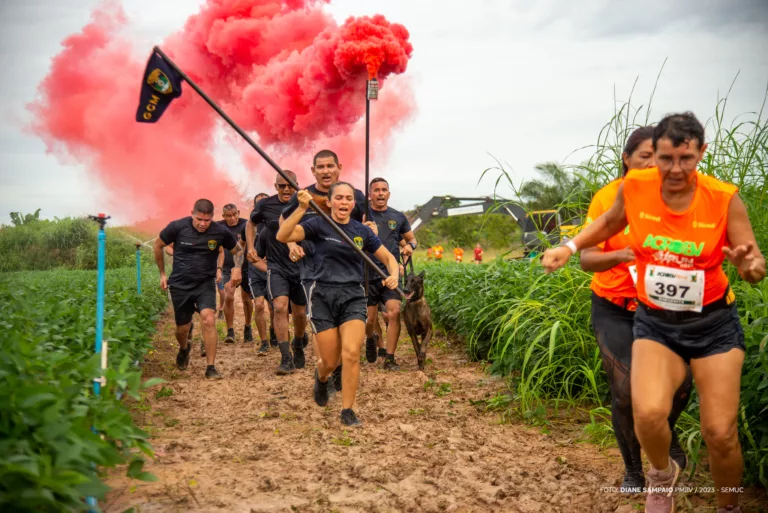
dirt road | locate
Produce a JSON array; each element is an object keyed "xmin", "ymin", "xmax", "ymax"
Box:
[{"xmin": 104, "ymin": 299, "xmax": 766, "ymax": 512}]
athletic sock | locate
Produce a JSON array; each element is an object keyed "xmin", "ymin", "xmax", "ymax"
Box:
[
  {"xmin": 386, "ymin": 353, "xmax": 395, "ymax": 360},
  {"xmin": 278, "ymin": 341, "xmax": 291, "ymax": 357}
]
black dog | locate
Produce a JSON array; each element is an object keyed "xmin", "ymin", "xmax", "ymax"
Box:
[{"xmin": 402, "ymin": 270, "xmax": 433, "ymax": 371}]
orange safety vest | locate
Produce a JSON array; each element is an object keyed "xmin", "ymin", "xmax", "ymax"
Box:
[
  {"xmin": 586, "ymin": 179, "xmax": 637, "ymax": 309},
  {"xmin": 623, "ymin": 168, "xmax": 736, "ymax": 311}
]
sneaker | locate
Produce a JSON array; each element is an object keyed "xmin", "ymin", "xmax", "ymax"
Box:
[
  {"xmin": 257, "ymin": 340, "xmax": 269, "ymax": 355},
  {"xmin": 313, "ymin": 369, "xmax": 329, "ymax": 406},
  {"xmin": 176, "ymin": 345, "xmax": 191, "ymax": 370},
  {"xmin": 292, "ymin": 338, "xmax": 306, "ymax": 369},
  {"xmin": 383, "ymin": 357, "xmax": 400, "ymax": 371},
  {"xmin": 669, "ymin": 431, "xmax": 687, "ymax": 472},
  {"xmin": 269, "ymin": 327, "xmax": 278, "ymax": 347},
  {"xmin": 332, "ymin": 364, "xmax": 342, "ymax": 392},
  {"xmin": 644, "ymin": 458, "xmax": 680, "ymax": 513},
  {"xmin": 340, "ymin": 408, "xmax": 362, "ymax": 427},
  {"xmin": 276, "ymin": 343, "xmax": 295, "ymax": 375},
  {"xmin": 244, "ymin": 325, "xmax": 254, "ymax": 343},
  {"xmin": 200, "ymin": 341, "xmax": 206, "ymax": 358},
  {"xmin": 217, "ymin": 309, "xmax": 224, "ymax": 320},
  {"xmin": 205, "ymin": 365, "xmax": 223, "ymax": 380},
  {"xmin": 365, "ymin": 334, "xmax": 379, "ymax": 363},
  {"xmin": 377, "ymin": 347, "xmax": 387, "ymax": 358},
  {"xmin": 301, "ymin": 332, "xmax": 309, "ymax": 348},
  {"xmin": 620, "ymin": 471, "xmax": 645, "ymax": 494},
  {"xmin": 225, "ymin": 328, "xmax": 235, "ymax": 344}
]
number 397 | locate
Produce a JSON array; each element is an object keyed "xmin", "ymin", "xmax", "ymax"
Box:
[{"xmin": 654, "ymin": 282, "xmax": 690, "ymax": 298}]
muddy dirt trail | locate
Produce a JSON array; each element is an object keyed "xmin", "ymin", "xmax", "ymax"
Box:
[{"xmin": 105, "ymin": 297, "xmax": 766, "ymax": 513}]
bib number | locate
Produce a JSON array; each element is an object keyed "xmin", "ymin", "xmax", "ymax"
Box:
[{"xmin": 644, "ymin": 265, "xmax": 704, "ymax": 312}]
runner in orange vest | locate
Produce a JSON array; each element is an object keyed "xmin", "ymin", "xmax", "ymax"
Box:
[
  {"xmin": 434, "ymin": 245, "xmax": 444, "ymax": 260},
  {"xmin": 543, "ymin": 113, "xmax": 766, "ymax": 513},
  {"xmin": 580, "ymin": 126, "xmax": 691, "ymax": 493},
  {"xmin": 426, "ymin": 247, "xmax": 434, "ymax": 260},
  {"xmin": 453, "ymin": 247, "xmax": 464, "ymax": 263}
]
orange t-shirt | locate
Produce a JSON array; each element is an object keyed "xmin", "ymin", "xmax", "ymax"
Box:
[
  {"xmin": 454, "ymin": 248, "xmax": 464, "ymax": 258},
  {"xmin": 586, "ymin": 179, "xmax": 636, "ymax": 300},
  {"xmin": 623, "ymin": 168, "xmax": 736, "ymax": 310}
]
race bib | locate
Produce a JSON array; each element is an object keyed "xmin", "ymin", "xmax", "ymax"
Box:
[
  {"xmin": 644, "ymin": 265, "xmax": 704, "ymax": 312},
  {"xmin": 628, "ymin": 265, "xmax": 637, "ymax": 285}
]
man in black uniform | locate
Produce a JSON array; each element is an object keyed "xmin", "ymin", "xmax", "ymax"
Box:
[
  {"xmin": 280, "ymin": 149, "xmax": 369, "ymax": 387},
  {"xmin": 218, "ymin": 203, "xmax": 249, "ymax": 344},
  {"xmin": 365, "ymin": 178, "xmax": 417, "ymax": 369},
  {"xmin": 243, "ymin": 193, "xmax": 271, "ymax": 353},
  {"xmin": 153, "ymin": 199, "xmax": 242, "ymax": 379},
  {"xmin": 250, "ymin": 171, "xmax": 308, "ymax": 375}
]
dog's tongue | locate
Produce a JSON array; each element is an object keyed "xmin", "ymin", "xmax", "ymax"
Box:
[{"xmin": 406, "ymin": 292, "xmax": 414, "ymax": 300}]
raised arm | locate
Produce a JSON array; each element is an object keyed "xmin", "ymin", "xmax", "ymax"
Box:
[{"xmin": 276, "ymin": 190, "xmax": 312, "ymax": 243}]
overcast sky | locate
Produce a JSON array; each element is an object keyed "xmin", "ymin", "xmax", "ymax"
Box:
[{"xmin": 1, "ymin": 0, "xmax": 767, "ymax": 225}]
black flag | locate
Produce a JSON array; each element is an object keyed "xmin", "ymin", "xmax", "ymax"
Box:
[{"xmin": 136, "ymin": 51, "xmax": 182, "ymax": 123}]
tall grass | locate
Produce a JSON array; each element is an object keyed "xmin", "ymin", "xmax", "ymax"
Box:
[{"xmin": 425, "ymin": 80, "xmax": 768, "ymax": 488}]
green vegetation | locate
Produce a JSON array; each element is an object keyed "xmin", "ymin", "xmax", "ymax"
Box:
[
  {"xmin": 423, "ymin": 86, "xmax": 768, "ymax": 488},
  {"xmin": 0, "ymin": 212, "xmax": 153, "ymax": 272},
  {"xmin": 0, "ymin": 265, "xmax": 167, "ymax": 511},
  {"xmin": 414, "ymin": 213, "xmax": 520, "ymax": 250}
]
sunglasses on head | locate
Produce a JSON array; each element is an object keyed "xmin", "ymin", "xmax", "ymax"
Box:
[{"xmin": 275, "ymin": 183, "xmax": 295, "ymax": 190}]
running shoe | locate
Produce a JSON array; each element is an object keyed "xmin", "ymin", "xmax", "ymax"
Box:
[
  {"xmin": 276, "ymin": 343, "xmax": 295, "ymax": 375},
  {"xmin": 340, "ymin": 408, "xmax": 362, "ymax": 427},
  {"xmin": 313, "ymin": 369, "xmax": 329, "ymax": 406},
  {"xmin": 176, "ymin": 345, "xmax": 191, "ymax": 370},
  {"xmin": 217, "ymin": 309, "xmax": 224, "ymax": 320},
  {"xmin": 383, "ymin": 357, "xmax": 400, "ymax": 372},
  {"xmin": 257, "ymin": 340, "xmax": 269, "ymax": 355},
  {"xmin": 205, "ymin": 365, "xmax": 223, "ymax": 380},
  {"xmin": 301, "ymin": 332, "xmax": 309, "ymax": 348},
  {"xmin": 292, "ymin": 338, "xmax": 305, "ymax": 369},
  {"xmin": 365, "ymin": 333, "xmax": 379, "ymax": 363},
  {"xmin": 644, "ymin": 457, "xmax": 680, "ymax": 513},
  {"xmin": 377, "ymin": 347, "xmax": 387, "ymax": 359},
  {"xmin": 225, "ymin": 328, "xmax": 235, "ymax": 344},
  {"xmin": 620, "ymin": 471, "xmax": 645, "ymax": 494},
  {"xmin": 244, "ymin": 325, "xmax": 254, "ymax": 343}
]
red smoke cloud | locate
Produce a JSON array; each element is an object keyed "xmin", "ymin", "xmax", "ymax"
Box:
[{"xmin": 29, "ymin": 0, "xmax": 414, "ymax": 228}]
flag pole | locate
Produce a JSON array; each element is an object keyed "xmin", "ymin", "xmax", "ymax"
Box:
[{"xmin": 151, "ymin": 47, "xmax": 403, "ymax": 297}]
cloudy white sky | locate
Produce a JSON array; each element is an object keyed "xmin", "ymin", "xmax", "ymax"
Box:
[{"xmin": 1, "ymin": 0, "xmax": 767, "ymax": 225}]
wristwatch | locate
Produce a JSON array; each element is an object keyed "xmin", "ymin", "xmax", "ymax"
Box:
[{"xmin": 407, "ymin": 240, "xmax": 417, "ymax": 250}]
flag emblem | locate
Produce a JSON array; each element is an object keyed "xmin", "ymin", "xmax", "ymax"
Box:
[{"xmin": 147, "ymin": 69, "xmax": 173, "ymax": 94}]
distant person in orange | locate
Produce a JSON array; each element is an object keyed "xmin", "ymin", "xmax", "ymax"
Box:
[
  {"xmin": 426, "ymin": 247, "xmax": 434, "ymax": 260},
  {"xmin": 474, "ymin": 243, "xmax": 483, "ymax": 264},
  {"xmin": 454, "ymin": 247, "xmax": 464, "ymax": 263},
  {"xmin": 434, "ymin": 245, "xmax": 444, "ymax": 260}
]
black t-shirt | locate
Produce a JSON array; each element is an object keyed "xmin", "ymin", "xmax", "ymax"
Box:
[
  {"xmin": 249, "ymin": 194, "xmax": 298, "ymax": 277},
  {"xmin": 368, "ymin": 207, "xmax": 411, "ymax": 275},
  {"xmin": 245, "ymin": 222, "xmax": 267, "ymax": 278},
  {"xmin": 159, "ymin": 217, "xmax": 237, "ymax": 289},
  {"xmin": 300, "ymin": 217, "xmax": 382, "ymax": 284},
  {"xmin": 281, "ymin": 184, "xmax": 369, "ymax": 281},
  {"xmin": 218, "ymin": 218, "xmax": 247, "ymax": 271}
]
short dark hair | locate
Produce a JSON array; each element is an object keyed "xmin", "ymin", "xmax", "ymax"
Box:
[
  {"xmin": 369, "ymin": 177, "xmax": 388, "ymax": 189},
  {"xmin": 653, "ymin": 112, "xmax": 705, "ymax": 151},
  {"xmin": 328, "ymin": 181, "xmax": 354, "ymax": 200},
  {"xmin": 222, "ymin": 203, "xmax": 238, "ymax": 211},
  {"xmin": 622, "ymin": 126, "xmax": 655, "ymax": 175},
  {"xmin": 313, "ymin": 149, "xmax": 339, "ymax": 167},
  {"xmin": 253, "ymin": 193, "xmax": 268, "ymax": 208},
  {"xmin": 193, "ymin": 199, "xmax": 214, "ymax": 215}
]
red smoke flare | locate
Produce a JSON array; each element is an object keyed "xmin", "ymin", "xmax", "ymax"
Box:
[{"xmin": 29, "ymin": 0, "xmax": 414, "ymax": 228}]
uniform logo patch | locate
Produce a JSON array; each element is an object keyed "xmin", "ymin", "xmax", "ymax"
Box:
[
  {"xmin": 353, "ymin": 236, "xmax": 364, "ymax": 249},
  {"xmin": 388, "ymin": 220, "xmax": 397, "ymax": 230},
  {"xmin": 208, "ymin": 240, "xmax": 217, "ymax": 250},
  {"xmin": 147, "ymin": 69, "xmax": 173, "ymax": 94}
]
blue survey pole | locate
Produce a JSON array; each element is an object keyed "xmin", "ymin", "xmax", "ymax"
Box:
[
  {"xmin": 135, "ymin": 243, "xmax": 142, "ymax": 295},
  {"xmin": 87, "ymin": 213, "xmax": 110, "ymax": 512}
]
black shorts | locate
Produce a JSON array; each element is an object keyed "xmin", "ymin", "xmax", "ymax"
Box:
[
  {"xmin": 248, "ymin": 272, "xmax": 267, "ymax": 299},
  {"xmin": 169, "ymin": 280, "xmax": 217, "ymax": 326},
  {"xmin": 633, "ymin": 301, "xmax": 745, "ymax": 364},
  {"xmin": 267, "ymin": 269, "xmax": 306, "ymax": 306},
  {"xmin": 306, "ymin": 282, "xmax": 367, "ymax": 334},
  {"xmin": 591, "ymin": 292, "xmax": 635, "ymax": 367},
  {"xmin": 366, "ymin": 277, "xmax": 401, "ymax": 306}
]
